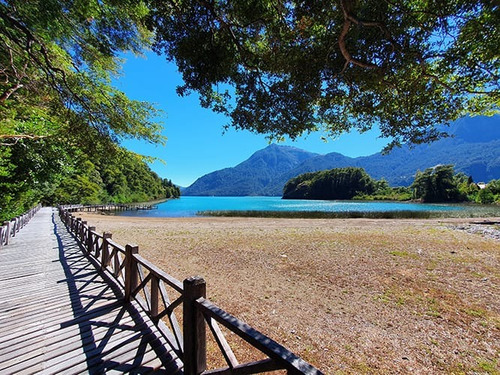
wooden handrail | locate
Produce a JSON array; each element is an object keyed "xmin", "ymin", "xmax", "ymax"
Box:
[
  {"xmin": 196, "ymin": 297, "xmax": 322, "ymax": 375},
  {"xmin": 58, "ymin": 205, "xmax": 324, "ymax": 375},
  {"xmin": 133, "ymin": 254, "xmax": 184, "ymax": 293},
  {"xmin": 0, "ymin": 204, "xmax": 41, "ymax": 248},
  {"xmin": 59, "ymin": 203, "xmax": 157, "ymax": 213}
]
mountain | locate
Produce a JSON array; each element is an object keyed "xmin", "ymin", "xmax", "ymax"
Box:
[
  {"xmin": 184, "ymin": 116, "xmax": 500, "ymax": 196},
  {"xmin": 182, "ymin": 144, "xmax": 318, "ymax": 196}
]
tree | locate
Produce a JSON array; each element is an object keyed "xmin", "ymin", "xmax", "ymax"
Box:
[
  {"xmin": 149, "ymin": 0, "xmax": 499, "ymax": 149},
  {"xmin": 283, "ymin": 167, "xmax": 376, "ymax": 199},
  {"xmin": 0, "ymin": 1, "xmax": 175, "ymax": 219},
  {"xmin": 411, "ymin": 165, "xmax": 464, "ymax": 202},
  {"xmin": 476, "ymin": 179, "xmax": 500, "ymax": 204}
]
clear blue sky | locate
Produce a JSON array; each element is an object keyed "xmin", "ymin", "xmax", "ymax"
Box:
[{"xmin": 115, "ymin": 52, "xmax": 390, "ymax": 187}]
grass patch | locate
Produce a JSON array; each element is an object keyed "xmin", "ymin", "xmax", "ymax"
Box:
[
  {"xmin": 425, "ymin": 298, "xmax": 443, "ymax": 318},
  {"xmin": 389, "ymin": 250, "xmax": 419, "ymax": 259},
  {"xmin": 198, "ymin": 210, "xmax": 439, "ymax": 219},
  {"xmin": 476, "ymin": 358, "xmax": 498, "ymax": 374},
  {"xmin": 197, "ymin": 204, "xmax": 500, "ymax": 219},
  {"xmin": 464, "ymin": 308, "xmax": 487, "ymax": 318}
]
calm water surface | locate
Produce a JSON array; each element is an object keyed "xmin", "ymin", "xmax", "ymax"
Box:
[{"xmin": 116, "ymin": 196, "xmax": 466, "ymax": 218}]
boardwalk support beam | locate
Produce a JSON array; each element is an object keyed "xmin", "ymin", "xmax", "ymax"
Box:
[{"xmin": 183, "ymin": 276, "xmax": 207, "ymax": 375}]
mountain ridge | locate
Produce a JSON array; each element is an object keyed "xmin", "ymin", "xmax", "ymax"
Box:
[
  {"xmin": 183, "ymin": 144, "xmax": 318, "ymax": 196},
  {"xmin": 183, "ymin": 116, "xmax": 500, "ymax": 196}
]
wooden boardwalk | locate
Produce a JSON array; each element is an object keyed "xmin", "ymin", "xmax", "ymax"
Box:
[{"xmin": 0, "ymin": 207, "xmax": 183, "ymax": 374}]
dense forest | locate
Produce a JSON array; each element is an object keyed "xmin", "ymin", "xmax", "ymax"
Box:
[
  {"xmin": 0, "ymin": 138, "xmax": 180, "ymax": 221},
  {"xmin": 283, "ymin": 165, "xmax": 500, "ymax": 204},
  {"xmin": 283, "ymin": 167, "xmax": 377, "ymax": 200}
]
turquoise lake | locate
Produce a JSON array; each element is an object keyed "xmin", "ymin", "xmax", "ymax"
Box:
[{"xmin": 116, "ymin": 196, "xmax": 467, "ymax": 218}]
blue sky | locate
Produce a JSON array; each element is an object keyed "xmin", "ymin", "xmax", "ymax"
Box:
[{"xmin": 115, "ymin": 52, "xmax": 390, "ymax": 187}]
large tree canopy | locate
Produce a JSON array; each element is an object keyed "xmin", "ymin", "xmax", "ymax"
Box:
[
  {"xmin": 0, "ymin": 0, "xmax": 163, "ymax": 145},
  {"xmin": 149, "ymin": 0, "xmax": 499, "ymax": 149}
]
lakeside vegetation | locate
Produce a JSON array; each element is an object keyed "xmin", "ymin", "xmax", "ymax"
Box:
[
  {"xmin": 200, "ymin": 210, "xmax": 439, "ymax": 219},
  {"xmin": 283, "ymin": 166, "xmax": 500, "ymax": 205},
  {"xmin": 0, "ymin": 139, "xmax": 180, "ymax": 221},
  {"xmin": 199, "ymin": 206, "xmax": 500, "ymax": 219}
]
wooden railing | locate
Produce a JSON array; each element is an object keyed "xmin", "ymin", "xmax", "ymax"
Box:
[
  {"xmin": 63, "ymin": 203, "xmax": 156, "ymax": 212},
  {"xmin": 59, "ymin": 206, "xmax": 323, "ymax": 375},
  {"xmin": 0, "ymin": 204, "xmax": 41, "ymax": 248}
]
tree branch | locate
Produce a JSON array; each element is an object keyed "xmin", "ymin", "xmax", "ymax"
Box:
[
  {"xmin": 0, "ymin": 134, "xmax": 47, "ymax": 146},
  {"xmin": 0, "ymin": 82, "xmax": 23, "ymax": 101},
  {"xmin": 338, "ymin": 0, "xmax": 379, "ymax": 69}
]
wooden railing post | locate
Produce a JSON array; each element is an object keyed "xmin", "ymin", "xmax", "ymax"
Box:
[
  {"xmin": 0, "ymin": 225, "xmax": 4, "ymax": 247},
  {"xmin": 101, "ymin": 232, "xmax": 112, "ymax": 269},
  {"xmin": 183, "ymin": 276, "xmax": 207, "ymax": 375},
  {"xmin": 3, "ymin": 221, "xmax": 10, "ymax": 246},
  {"xmin": 87, "ymin": 226, "xmax": 96, "ymax": 254},
  {"xmin": 11, "ymin": 218, "xmax": 17, "ymax": 237},
  {"xmin": 151, "ymin": 276, "xmax": 159, "ymax": 321},
  {"xmin": 124, "ymin": 244, "xmax": 139, "ymax": 302},
  {"xmin": 81, "ymin": 221, "xmax": 87, "ymax": 242},
  {"xmin": 75, "ymin": 218, "xmax": 81, "ymax": 236}
]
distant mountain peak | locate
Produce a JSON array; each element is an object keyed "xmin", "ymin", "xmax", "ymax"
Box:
[{"xmin": 183, "ymin": 144, "xmax": 319, "ymax": 196}]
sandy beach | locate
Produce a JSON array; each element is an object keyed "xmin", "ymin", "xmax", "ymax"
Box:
[{"xmin": 77, "ymin": 213, "xmax": 500, "ymax": 374}]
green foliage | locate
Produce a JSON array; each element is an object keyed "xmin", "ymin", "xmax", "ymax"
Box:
[
  {"xmin": 283, "ymin": 167, "xmax": 376, "ymax": 200},
  {"xmin": 476, "ymin": 179, "xmax": 500, "ymax": 204},
  {"xmin": 0, "ymin": 128, "xmax": 180, "ymax": 220},
  {"xmin": 476, "ymin": 189, "xmax": 495, "ymax": 204},
  {"xmin": 0, "ymin": 0, "xmax": 163, "ymax": 145},
  {"xmin": 162, "ymin": 178, "xmax": 181, "ymax": 199},
  {"xmin": 411, "ymin": 165, "xmax": 465, "ymax": 202},
  {"xmin": 49, "ymin": 146, "xmax": 180, "ymax": 206},
  {"xmin": 0, "ymin": 1, "xmax": 178, "ymax": 221},
  {"xmin": 282, "ymin": 164, "xmax": 500, "ymax": 204},
  {"xmin": 355, "ymin": 186, "xmax": 413, "ymax": 201},
  {"xmin": 149, "ymin": 1, "xmax": 499, "ymax": 149}
]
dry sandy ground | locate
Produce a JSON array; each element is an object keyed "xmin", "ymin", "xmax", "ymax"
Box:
[{"xmin": 78, "ymin": 213, "xmax": 500, "ymax": 374}]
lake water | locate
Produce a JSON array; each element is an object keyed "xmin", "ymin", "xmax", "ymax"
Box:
[{"xmin": 116, "ymin": 196, "xmax": 466, "ymax": 218}]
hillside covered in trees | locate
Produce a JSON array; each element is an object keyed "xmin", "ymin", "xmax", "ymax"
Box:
[
  {"xmin": 0, "ymin": 139, "xmax": 180, "ymax": 221},
  {"xmin": 283, "ymin": 167, "xmax": 377, "ymax": 200}
]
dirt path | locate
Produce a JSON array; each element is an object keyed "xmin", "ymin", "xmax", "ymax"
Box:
[{"xmin": 77, "ymin": 214, "xmax": 500, "ymax": 374}]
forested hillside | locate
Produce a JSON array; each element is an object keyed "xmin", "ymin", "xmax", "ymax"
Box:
[
  {"xmin": 0, "ymin": 1, "xmax": 177, "ymax": 221},
  {"xmin": 0, "ymin": 137, "xmax": 180, "ymax": 220},
  {"xmin": 283, "ymin": 167, "xmax": 377, "ymax": 200},
  {"xmin": 183, "ymin": 145, "xmax": 317, "ymax": 196}
]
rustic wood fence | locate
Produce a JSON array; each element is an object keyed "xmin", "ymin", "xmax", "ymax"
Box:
[
  {"xmin": 59, "ymin": 206, "xmax": 323, "ymax": 375},
  {"xmin": 63, "ymin": 203, "xmax": 156, "ymax": 212},
  {"xmin": 0, "ymin": 204, "xmax": 41, "ymax": 247}
]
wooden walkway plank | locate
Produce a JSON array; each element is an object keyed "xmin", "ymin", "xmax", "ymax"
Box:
[{"xmin": 0, "ymin": 207, "xmax": 183, "ymax": 374}]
